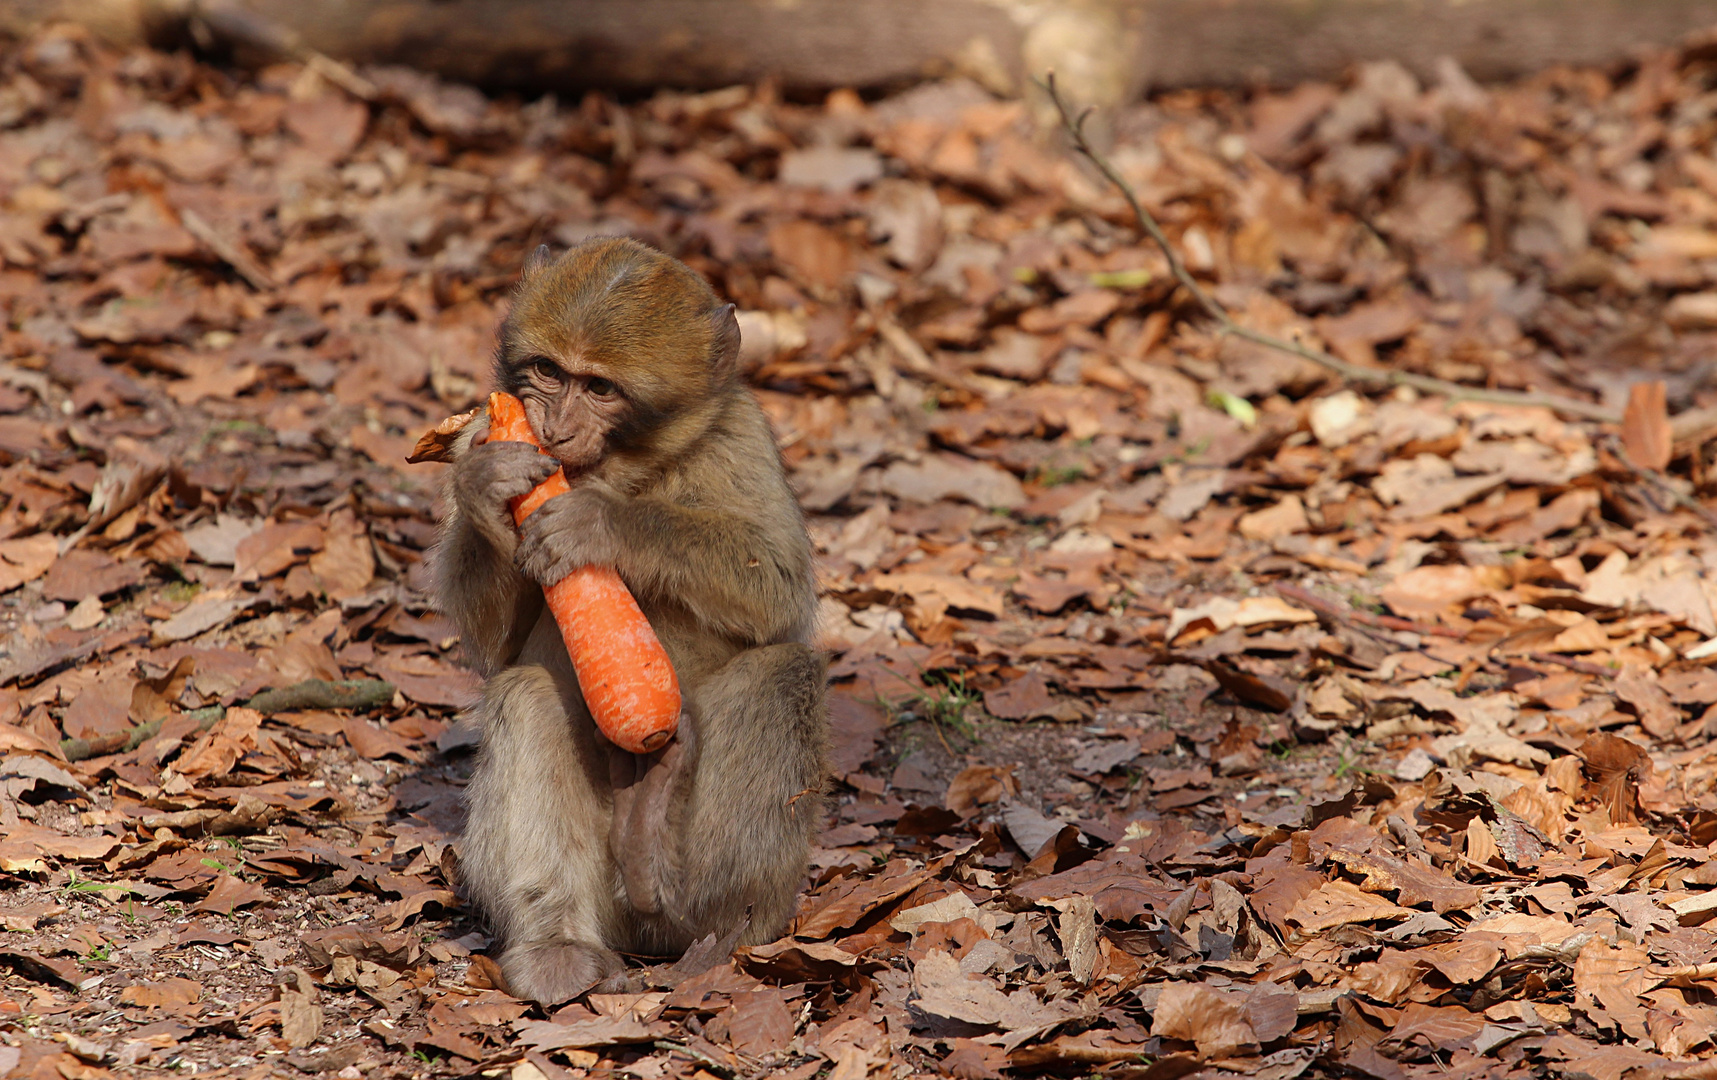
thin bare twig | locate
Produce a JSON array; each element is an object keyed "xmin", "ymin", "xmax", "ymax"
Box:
[
  {"xmin": 179, "ymin": 208, "xmax": 276, "ymax": 292},
  {"xmin": 190, "ymin": 0, "xmax": 379, "ymax": 101},
  {"xmin": 1037, "ymin": 73, "xmax": 1622, "ymax": 426},
  {"xmin": 874, "ymin": 315, "xmax": 976, "ymax": 394},
  {"xmin": 0, "ymin": 361, "xmax": 53, "ymax": 403},
  {"xmin": 1598, "ymin": 433, "xmax": 1717, "ymax": 531},
  {"xmin": 1274, "ymin": 582, "xmax": 1462, "ymax": 639},
  {"xmin": 654, "ymin": 1041, "xmax": 737, "ymax": 1076}
]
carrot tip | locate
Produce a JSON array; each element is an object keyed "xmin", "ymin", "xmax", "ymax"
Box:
[{"xmin": 639, "ymin": 729, "xmax": 673, "ymax": 753}]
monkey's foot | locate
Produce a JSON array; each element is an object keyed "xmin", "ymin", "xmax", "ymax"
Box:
[{"xmin": 499, "ymin": 940, "xmax": 624, "ymax": 1004}]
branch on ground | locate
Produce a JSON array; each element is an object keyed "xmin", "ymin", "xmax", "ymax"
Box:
[{"xmin": 1038, "ymin": 72, "xmax": 1623, "ymax": 426}]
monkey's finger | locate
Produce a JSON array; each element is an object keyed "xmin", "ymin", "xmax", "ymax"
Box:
[
  {"xmin": 491, "ymin": 471, "xmax": 554, "ymax": 503},
  {"xmin": 495, "ymin": 448, "xmax": 562, "ymax": 481},
  {"xmin": 473, "ymin": 437, "xmax": 544, "ymax": 461},
  {"xmin": 526, "ymin": 453, "xmax": 561, "ymax": 478},
  {"xmin": 476, "ymin": 440, "xmax": 561, "ymax": 479},
  {"xmin": 513, "ymin": 512, "xmax": 553, "ymax": 554},
  {"xmin": 512, "ymin": 533, "xmax": 568, "ymax": 586},
  {"xmin": 518, "ymin": 499, "xmax": 600, "ymax": 569}
]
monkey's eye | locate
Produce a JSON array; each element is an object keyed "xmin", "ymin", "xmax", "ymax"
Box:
[
  {"xmin": 587, "ymin": 376, "xmax": 618, "ymax": 398},
  {"xmin": 531, "ymin": 358, "xmax": 562, "ymax": 382}
]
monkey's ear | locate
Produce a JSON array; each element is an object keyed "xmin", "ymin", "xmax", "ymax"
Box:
[
  {"xmin": 523, "ymin": 244, "xmax": 554, "ymax": 280},
  {"xmin": 710, "ymin": 303, "xmax": 741, "ymax": 375}
]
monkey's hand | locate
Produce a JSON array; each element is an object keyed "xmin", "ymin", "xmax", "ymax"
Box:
[
  {"xmin": 452, "ymin": 440, "xmax": 560, "ymax": 557},
  {"xmin": 513, "ymin": 484, "xmax": 621, "ymax": 586}
]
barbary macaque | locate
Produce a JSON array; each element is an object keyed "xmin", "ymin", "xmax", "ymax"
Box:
[{"xmin": 435, "ymin": 238, "xmax": 828, "ymax": 1003}]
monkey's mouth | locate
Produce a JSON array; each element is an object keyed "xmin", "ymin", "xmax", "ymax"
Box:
[{"xmin": 547, "ymin": 441, "xmax": 601, "ymax": 477}]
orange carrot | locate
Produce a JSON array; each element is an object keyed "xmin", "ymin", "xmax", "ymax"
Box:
[{"xmin": 486, "ymin": 392, "xmax": 681, "ymax": 753}]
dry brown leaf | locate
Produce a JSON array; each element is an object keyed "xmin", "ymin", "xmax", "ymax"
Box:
[
  {"xmin": 1237, "ymin": 495, "xmax": 1309, "ymax": 541},
  {"xmin": 879, "ymin": 455, "xmax": 1026, "ymax": 509},
  {"xmin": 130, "ymin": 655, "xmax": 195, "ymax": 727},
  {"xmin": 827, "ymin": 694, "xmax": 886, "ymax": 777},
  {"xmin": 407, "ymin": 406, "xmax": 481, "ymax": 464},
  {"xmin": 1149, "ymin": 983, "xmax": 1256, "ymax": 1058},
  {"xmin": 1379, "ymin": 563, "xmax": 1512, "ymax": 619},
  {"xmin": 1612, "ymin": 668, "xmax": 1679, "ymax": 740},
  {"xmin": 1464, "ymin": 913, "xmax": 1584, "ymax": 957},
  {"xmin": 912, "ymin": 948, "xmax": 1076, "ymax": 1038},
  {"xmin": 1285, "ymin": 879, "xmax": 1414, "ymax": 933},
  {"xmin": 983, "ymin": 672, "xmax": 1083, "ymax": 722},
  {"xmin": 0, "ymin": 534, "xmax": 57, "ymax": 593},
  {"xmin": 0, "ymin": 821, "xmax": 114, "ymax": 862},
  {"xmin": 121, "ymin": 978, "xmax": 201, "ymax": 1011},
  {"xmin": 794, "ymin": 861, "xmax": 934, "ymax": 940},
  {"xmin": 767, "ymin": 220, "xmax": 854, "ymax": 291},
  {"xmin": 279, "ymin": 968, "xmax": 323, "ymax": 1048},
  {"xmin": 1326, "ymin": 849, "xmax": 1481, "ymax": 913},
  {"xmin": 1579, "ymin": 732, "xmax": 1649, "ymax": 825},
  {"xmin": 513, "ymin": 1015, "xmax": 658, "ymax": 1051},
  {"xmin": 0, "ymin": 948, "xmax": 88, "ymax": 990},
  {"xmin": 1412, "ymin": 938, "xmax": 1502, "ymax": 984},
  {"xmin": 945, "ymin": 764, "xmax": 1018, "ymax": 816},
  {"xmin": 383, "ymin": 888, "xmax": 459, "ymax": 931},
  {"xmin": 370, "ymin": 654, "xmax": 481, "ymax": 709},
  {"xmin": 726, "ymin": 989, "xmax": 797, "ymax": 1056},
  {"xmin": 1572, "ymin": 938, "xmax": 1656, "ymax": 1041},
  {"xmin": 1621, "ymin": 380, "xmax": 1671, "ymax": 472},
  {"xmin": 309, "ymin": 507, "xmax": 375, "ymax": 599},
  {"xmin": 343, "ymin": 717, "xmax": 421, "ymax": 761},
  {"xmin": 191, "ymin": 873, "xmax": 270, "ymax": 915},
  {"xmin": 42, "ymin": 549, "xmax": 144, "ymax": 602},
  {"xmin": 234, "ymin": 520, "xmax": 325, "ymax": 582},
  {"xmin": 871, "ymin": 569, "xmax": 1004, "ymax": 619}
]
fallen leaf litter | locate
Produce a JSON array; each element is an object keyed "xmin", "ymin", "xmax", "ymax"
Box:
[{"xmin": 2, "ymin": 20, "xmax": 1717, "ymax": 1080}]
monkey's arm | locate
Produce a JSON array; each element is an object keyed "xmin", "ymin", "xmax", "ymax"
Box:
[
  {"xmin": 514, "ymin": 486, "xmax": 812, "ymax": 646},
  {"xmin": 435, "ymin": 430, "xmax": 559, "ymax": 676},
  {"xmin": 435, "ymin": 514, "xmax": 546, "ymax": 676}
]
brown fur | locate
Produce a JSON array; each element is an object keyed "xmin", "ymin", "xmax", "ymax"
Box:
[{"xmin": 435, "ymin": 238, "xmax": 828, "ymax": 1003}]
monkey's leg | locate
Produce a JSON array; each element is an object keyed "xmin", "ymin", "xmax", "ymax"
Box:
[
  {"xmin": 462, "ymin": 665, "xmax": 625, "ymax": 1003},
  {"xmin": 610, "ymin": 643, "xmax": 827, "ymax": 949}
]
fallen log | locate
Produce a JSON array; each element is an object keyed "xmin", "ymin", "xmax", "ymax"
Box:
[{"xmin": 4, "ymin": 0, "xmax": 1717, "ymax": 102}]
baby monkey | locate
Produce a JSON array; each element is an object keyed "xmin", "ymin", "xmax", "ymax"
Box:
[{"xmin": 436, "ymin": 238, "xmax": 828, "ymax": 1003}]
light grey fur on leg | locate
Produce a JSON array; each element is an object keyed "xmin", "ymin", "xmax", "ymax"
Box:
[{"xmin": 460, "ymin": 664, "xmax": 621, "ymax": 1002}]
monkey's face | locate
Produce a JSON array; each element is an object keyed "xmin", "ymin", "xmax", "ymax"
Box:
[
  {"xmin": 508, "ymin": 355, "xmax": 628, "ymax": 475},
  {"xmin": 494, "ymin": 238, "xmax": 741, "ymax": 474}
]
